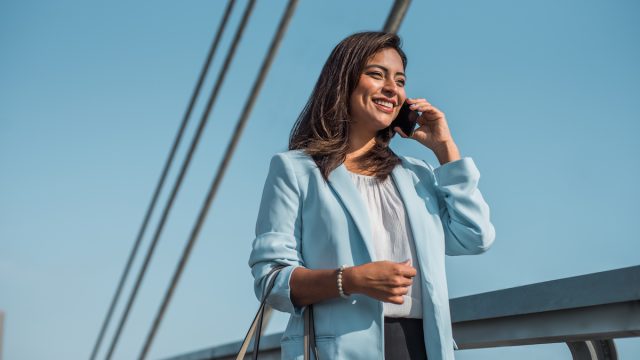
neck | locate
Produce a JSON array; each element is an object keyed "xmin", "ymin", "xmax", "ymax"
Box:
[{"xmin": 346, "ymin": 129, "xmax": 377, "ymax": 161}]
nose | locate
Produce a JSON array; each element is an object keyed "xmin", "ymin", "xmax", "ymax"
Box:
[{"xmin": 382, "ymin": 77, "xmax": 398, "ymax": 97}]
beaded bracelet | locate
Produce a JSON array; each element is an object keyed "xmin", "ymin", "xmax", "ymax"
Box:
[{"xmin": 337, "ymin": 264, "xmax": 350, "ymax": 299}]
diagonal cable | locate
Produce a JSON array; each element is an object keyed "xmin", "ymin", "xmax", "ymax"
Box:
[
  {"xmin": 102, "ymin": 0, "xmax": 258, "ymax": 358},
  {"xmin": 88, "ymin": 1, "xmax": 236, "ymax": 359},
  {"xmin": 383, "ymin": 0, "xmax": 411, "ymax": 33},
  {"xmin": 137, "ymin": 1, "xmax": 299, "ymax": 358}
]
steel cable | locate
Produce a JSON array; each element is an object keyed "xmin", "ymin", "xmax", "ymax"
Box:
[
  {"xmin": 137, "ymin": 1, "xmax": 299, "ymax": 358},
  {"xmin": 101, "ymin": 0, "xmax": 258, "ymax": 358},
  {"xmin": 88, "ymin": 1, "xmax": 236, "ymax": 359}
]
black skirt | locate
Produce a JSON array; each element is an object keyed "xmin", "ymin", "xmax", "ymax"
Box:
[{"xmin": 384, "ymin": 317, "xmax": 428, "ymax": 360}]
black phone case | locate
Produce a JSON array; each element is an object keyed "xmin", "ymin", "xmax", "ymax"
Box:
[{"xmin": 391, "ymin": 101, "xmax": 419, "ymax": 137}]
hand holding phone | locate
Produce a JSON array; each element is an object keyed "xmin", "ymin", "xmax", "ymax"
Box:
[{"xmin": 391, "ymin": 101, "xmax": 419, "ymax": 137}]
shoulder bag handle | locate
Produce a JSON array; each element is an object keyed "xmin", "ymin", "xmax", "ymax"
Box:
[{"xmin": 236, "ymin": 265, "xmax": 318, "ymax": 360}]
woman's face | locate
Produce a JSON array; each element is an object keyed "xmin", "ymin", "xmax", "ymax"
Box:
[{"xmin": 349, "ymin": 48, "xmax": 406, "ymax": 136}]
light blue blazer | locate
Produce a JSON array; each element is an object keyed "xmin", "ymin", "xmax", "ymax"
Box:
[{"xmin": 249, "ymin": 149, "xmax": 495, "ymax": 360}]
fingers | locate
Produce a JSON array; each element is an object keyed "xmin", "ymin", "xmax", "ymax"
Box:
[
  {"xmin": 393, "ymin": 286, "xmax": 410, "ymax": 296},
  {"xmin": 386, "ymin": 287, "xmax": 409, "ymax": 304},
  {"xmin": 393, "ymin": 127, "xmax": 410, "ymax": 138},
  {"xmin": 406, "ymin": 98, "xmax": 428, "ymax": 109},
  {"xmin": 406, "ymin": 98, "xmax": 442, "ymax": 118},
  {"xmin": 388, "ymin": 286, "xmax": 409, "ymax": 304},
  {"xmin": 360, "ymin": 261, "xmax": 418, "ymax": 304},
  {"xmin": 395, "ymin": 260, "xmax": 417, "ymax": 278},
  {"xmin": 401, "ymin": 266, "xmax": 417, "ymax": 278},
  {"xmin": 411, "ymin": 102, "xmax": 438, "ymax": 114},
  {"xmin": 392, "ymin": 276, "xmax": 413, "ymax": 287}
]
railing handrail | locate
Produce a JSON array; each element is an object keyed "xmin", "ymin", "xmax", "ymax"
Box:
[
  {"xmin": 164, "ymin": 265, "xmax": 640, "ymax": 359},
  {"xmin": 450, "ymin": 264, "xmax": 640, "ymax": 322}
]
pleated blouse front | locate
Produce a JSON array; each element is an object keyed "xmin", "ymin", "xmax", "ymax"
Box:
[{"xmin": 347, "ymin": 171, "xmax": 423, "ymax": 319}]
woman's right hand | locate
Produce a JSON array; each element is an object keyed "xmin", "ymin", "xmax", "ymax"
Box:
[{"xmin": 343, "ymin": 260, "xmax": 416, "ymax": 304}]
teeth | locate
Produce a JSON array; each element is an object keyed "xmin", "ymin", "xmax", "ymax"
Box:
[{"xmin": 373, "ymin": 99, "xmax": 393, "ymax": 108}]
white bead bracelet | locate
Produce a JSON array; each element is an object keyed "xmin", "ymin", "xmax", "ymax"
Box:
[{"xmin": 337, "ymin": 264, "xmax": 350, "ymax": 299}]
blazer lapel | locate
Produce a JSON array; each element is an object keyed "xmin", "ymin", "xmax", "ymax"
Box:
[
  {"xmin": 328, "ymin": 164, "xmax": 377, "ymax": 262},
  {"xmin": 390, "ymin": 161, "xmax": 433, "ymax": 283}
]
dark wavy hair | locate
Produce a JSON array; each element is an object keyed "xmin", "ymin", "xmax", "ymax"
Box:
[{"xmin": 288, "ymin": 31, "xmax": 407, "ymax": 182}]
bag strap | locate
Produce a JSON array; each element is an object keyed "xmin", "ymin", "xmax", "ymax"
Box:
[
  {"xmin": 236, "ymin": 265, "xmax": 283, "ymax": 360},
  {"xmin": 235, "ymin": 265, "xmax": 319, "ymax": 360},
  {"xmin": 304, "ymin": 305, "xmax": 320, "ymax": 360}
]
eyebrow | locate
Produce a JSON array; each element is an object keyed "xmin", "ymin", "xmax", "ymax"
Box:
[{"xmin": 364, "ymin": 64, "xmax": 405, "ymax": 78}]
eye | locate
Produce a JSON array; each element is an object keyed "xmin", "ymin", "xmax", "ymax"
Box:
[
  {"xmin": 396, "ymin": 79, "xmax": 406, "ymax": 87},
  {"xmin": 367, "ymin": 71, "xmax": 383, "ymax": 79}
]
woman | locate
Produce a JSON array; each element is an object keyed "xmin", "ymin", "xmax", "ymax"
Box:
[{"xmin": 249, "ymin": 31, "xmax": 495, "ymax": 360}]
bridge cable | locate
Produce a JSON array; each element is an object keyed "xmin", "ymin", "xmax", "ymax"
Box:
[
  {"xmin": 137, "ymin": 0, "xmax": 299, "ymax": 358},
  {"xmin": 383, "ymin": 0, "xmax": 411, "ymax": 33},
  {"xmin": 101, "ymin": 0, "xmax": 260, "ymax": 358},
  {"xmin": 88, "ymin": 1, "xmax": 237, "ymax": 359}
]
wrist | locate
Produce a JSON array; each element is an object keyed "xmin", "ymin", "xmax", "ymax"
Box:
[
  {"xmin": 433, "ymin": 140, "xmax": 460, "ymax": 165},
  {"xmin": 341, "ymin": 266, "xmax": 358, "ymax": 296}
]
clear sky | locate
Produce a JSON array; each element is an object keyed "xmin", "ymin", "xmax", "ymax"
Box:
[{"xmin": 1, "ymin": 0, "xmax": 639, "ymax": 359}]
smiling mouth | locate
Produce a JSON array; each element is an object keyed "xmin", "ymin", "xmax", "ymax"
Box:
[{"xmin": 372, "ymin": 98, "xmax": 394, "ymax": 113}]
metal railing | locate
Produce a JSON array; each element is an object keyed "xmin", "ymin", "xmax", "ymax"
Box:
[
  {"xmin": 165, "ymin": 265, "xmax": 640, "ymax": 360},
  {"xmin": 449, "ymin": 264, "xmax": 640, "ymax": 359}
]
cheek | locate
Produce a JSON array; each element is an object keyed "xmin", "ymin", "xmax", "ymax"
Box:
[
  {"xmin": 349, "ymin": 89, "xmax": 368, "ymax": 113},
  {"xmin": 398, "ymin": 90, "xmax": 407, "ymax": 104}
]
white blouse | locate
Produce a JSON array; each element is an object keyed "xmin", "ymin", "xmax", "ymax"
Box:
[{"xmin": 347, "ymin": 171, "xmax": 423, "ymax": 318}]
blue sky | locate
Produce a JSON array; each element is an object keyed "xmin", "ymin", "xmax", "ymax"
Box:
[{"xmin": 1, "ymin": 0, "xmax": 639, "ymax": 359}]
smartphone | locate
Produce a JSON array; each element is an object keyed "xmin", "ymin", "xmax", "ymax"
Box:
[{"xmin": 391, "ymin": 101, "xmax": 419, "ymax": 137}]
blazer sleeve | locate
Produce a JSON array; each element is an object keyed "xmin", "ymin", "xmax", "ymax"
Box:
[
  {"xmin": 248, "ymin": 152, "xmax": 306, "ymax": 316},
  {"xmin": 425, "ymin": 157, "xmax": 496, "ymax": 256}
]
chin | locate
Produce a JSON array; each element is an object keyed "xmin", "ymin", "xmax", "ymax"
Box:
[{"xmin": 373, "ymin": 116, "xmax": 395, "ymax": 130}]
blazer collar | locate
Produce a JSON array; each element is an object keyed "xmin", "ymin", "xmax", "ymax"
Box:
[
  {"xmin": 328, "ymin": 163, "xmax": 376, "ymax": 261},
  {"xmin": 327, "ymin": 158, "xmax": 428, "ymax": 265},
  {"xmin": 390, "ymin": 160, "xmax": 430, "ymax": 275}
]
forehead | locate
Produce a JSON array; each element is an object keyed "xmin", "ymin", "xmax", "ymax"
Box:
[{"xmin": 365, "ymin": 48, "xmax": 405, "ymax": 73}]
